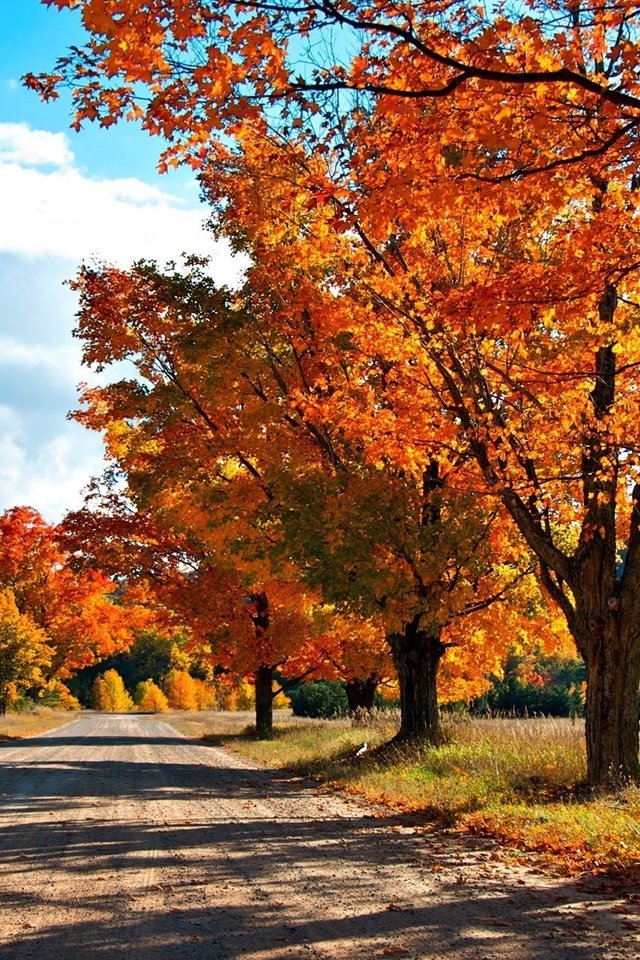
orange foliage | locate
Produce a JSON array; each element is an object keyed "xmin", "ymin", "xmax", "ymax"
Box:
[
  {"xmin": 33, "ymin": 2, "xmax": 640, "ymax": 772},
  {"xmin": 0, "ymin": 506, "xmax": 147, "ymax": 678}
]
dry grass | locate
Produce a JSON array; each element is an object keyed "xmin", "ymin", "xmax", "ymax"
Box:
[
  {"xmin": 165, "ymin": 708, "xmax": 306, "ymax": 740},
  {"xmin": 0, "ymin": 709, "xmax": 78, "ymax": 741},
  {"xmin": 190, "ymin": 710, "xmax": 640, "ymax": 875}
]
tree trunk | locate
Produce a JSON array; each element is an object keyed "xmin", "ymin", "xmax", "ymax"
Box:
[
  {"xmin": 388, "ymin": 616, "xmax": 445, "ymax": 743},
  {"xmin": 581, "ymin": 630, "xmax": 640, "ymax": 784},
  {"xmin": 345, "ymin": 674, "xmax": 379, "ymax": 714},
  {"xmin": 254, "ymin": 664, "xmax": 274, "ymax": 740},
  {"xmin": 248, "ymin": 591, "xmax": 274, "ymax": 740},
  {"xmin": 574, "ymin": 487, "xmax": 640, "ymax": 784}
]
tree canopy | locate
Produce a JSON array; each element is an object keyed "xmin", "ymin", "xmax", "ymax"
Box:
[{"xmin": 28, "ymin": 0, "xmax": 640, "ymax": 781}]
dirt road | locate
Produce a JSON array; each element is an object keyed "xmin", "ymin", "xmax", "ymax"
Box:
[{"xmin": 0, "ymin": 714, "xmax": 635, "ymax": 960}]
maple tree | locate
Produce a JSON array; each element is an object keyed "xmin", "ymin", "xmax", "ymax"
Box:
[
  {"xmin": 279, "ymin": 456, "xmax": 544, "ymax": 741},
  {"xmin": 63, "ymin": 259, "xmax": 399, "ymax": 737},
  {"xmin": 68, "ymin": 257, "xmax": 550, "ymax": 743},
  {"xmin": 32, "ymin": 1, "xmax": 640, "ymax": 780},
  {"xmin": 62, "ymin": 472, "xmax": 334, "ymax": 739},
  {"xmin": 311, "ymin": 610, "xmax": 393, "ymax": 713}
]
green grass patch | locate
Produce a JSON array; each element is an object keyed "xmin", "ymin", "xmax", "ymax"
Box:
[{"xmin": 193, "ymin": 711, "xmax": 640, "ymax": 875}]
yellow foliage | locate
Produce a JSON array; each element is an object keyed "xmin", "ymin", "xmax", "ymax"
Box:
[
  {"xmin": 168, "ymin": 642, "xmax": 192, "ymax": 671},
  {"xmin": 45, "ymin": 679, "xmax": 81, "ymax": 711},
  {"xmin": 229, "ymin": 680, "xmax": 255, "ymax": 711},
  {"xmin": 163, "ymin": 669, "xmax": 217, "ymax": 710},
  {"xmin": 162, "ymin": 669, "xmax": 197, "ymax": 710},
  {"xmin": 135, "ymin": 678, "xmax": 169, "ymax": 712},
  {"xmin": 92, "ymin": 669, "xmax": 134, "ymax": 712},
  {"xmin": 272, "ymin": 686, "xmax": 291, "ymax": 709},
  {"xmin": 0, "ymin": 587, "xmax": 52, "ymax": 711},
  {"xmin": 216, "ymin": 678, "xmax": 289, "ymax": 710},
  {"xmin": 193, "ymin": 677, "xmax": 217, "ymax": 710}
]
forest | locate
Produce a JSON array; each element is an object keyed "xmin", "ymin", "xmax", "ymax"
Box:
[{"xmin": 2, "ymin": 1, "xmax": 640, "ymax": 791}]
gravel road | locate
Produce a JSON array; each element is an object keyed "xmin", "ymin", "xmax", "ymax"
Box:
[{"xmin": 0, "ymin": 713, "xmax": 636, "ymax": 960}]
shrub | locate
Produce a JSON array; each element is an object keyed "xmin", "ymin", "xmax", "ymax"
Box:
[
  {"xmin": 40, "ymin": 679, "xmax": 81, "ymax": 711},
  {"xmin": 288, "ymin": 681, "xmax": 349, "ymax": 719},
  {"xmin": 232, "ymin": 681, "xmax": 256, "ymax": 711},
  {"xmin": 163, "ymin": 669, "xmax": 217, "ymax": 710},
  {"xmin": 472, "ymin": 649, "xmax": 585, "ymax": 717},
  {"xmin": 193, "ymin": 677, "xmax": 217, "ymax": 710}
]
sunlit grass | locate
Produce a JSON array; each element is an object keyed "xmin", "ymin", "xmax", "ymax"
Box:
[
  {"xmin": 0, "ymin": 708, "xmax": 78, "ymax": 740},
  {"xmin": 194, "ymin": 711, "xmax": 640, "ymax": 874}
]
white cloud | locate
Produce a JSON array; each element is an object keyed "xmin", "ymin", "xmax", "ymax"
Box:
[
  {"xmin": 0, "ymin": 336, "xmax": 82, "ymax": 383},
  {"xmin": 0, "ymin": 122, "xmax": 74, "ymax": 167},
  {"xmin": 0, "ymin": 122, "xmax": 247, "ymax": 522},
  {"xmin": 0, "ymin": 414, "xmax": 106, "ymax": 523},
  {"xmin": 0, "ymin": 122, "xmax": 244, "ymax": 282}
]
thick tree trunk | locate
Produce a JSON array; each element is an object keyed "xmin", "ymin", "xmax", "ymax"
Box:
[
  {"xmin": 567, "ymin": 296, "xmax": 640, "ymax": 783},
  {"xmin": 389, "ymin": 616, "xmax": 445, "ymax": 743},
  {"xmin": 574, "ymin": 499, "xmax": 640, "ymax": 784},
  {"xmin": 254, "ymin": 664, "xmax": 274, "ymax": 740},
  {"xmin": 345, "ymin": 674, "xmax": 379, "ymax": 714},
  {"xmin": 581, "ymin": 630, "xmax": 640, "ymax": 784}
]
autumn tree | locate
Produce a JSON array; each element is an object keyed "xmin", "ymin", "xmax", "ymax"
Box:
[
  {"xmin": 92, "ymin": 668, "xmax": 134, "ymax": 712},
  {"xmin": 64, "ymin": 261, "xmax": 372, "ymax": 738},
  {"xmin": 69, "ymin": 258, "xmax": 548, "ymax": 743},
  {"xmin": 0, "ymin": 588, "xmax": 51, "ymax": 714},
  {"xmin": 32, "ymin": 1, "xmax": 640, "ymax": 779},
  {"xmin": 0, "ymin": 506, "xmax": 146, "ymax": 680},
  {"xmin": 311, "ymin": 610, "xmax": 393, "ymax": 713},
  {"xmin": 134, "ymin": 678, "xmax": 169, "ymax": 712}
]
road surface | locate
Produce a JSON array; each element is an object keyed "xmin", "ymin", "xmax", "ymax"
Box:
[{"xmin": 0, "ymin": 714, "xmax": 635, "ymax": 959}]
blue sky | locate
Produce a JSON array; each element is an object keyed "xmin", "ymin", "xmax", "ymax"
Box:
[{"xmin": 0, "ymin": 0, "xmax": 241, "ymax": 522}]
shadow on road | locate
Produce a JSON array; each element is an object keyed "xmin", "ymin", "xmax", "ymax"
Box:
[{"xmin": 0, "ymin": 726, "xmax": 629, "ymax": 960}]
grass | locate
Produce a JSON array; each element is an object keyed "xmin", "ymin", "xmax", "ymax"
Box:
[
  {"xmin": 0, "ymin": 708, "xmax": 78, "ymax": 741},
  {"xmin": 191, "ymin": 710, "xmax": 640, "ymax": 877}
]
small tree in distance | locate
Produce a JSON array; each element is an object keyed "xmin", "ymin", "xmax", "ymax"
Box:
[
  {"xmin": 92, "ymin": 669, "xmax": 134, "ymax": 712},
  {"xmin": 134, "ymin": 678, "xmax": 169, "ymax": 712}
]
